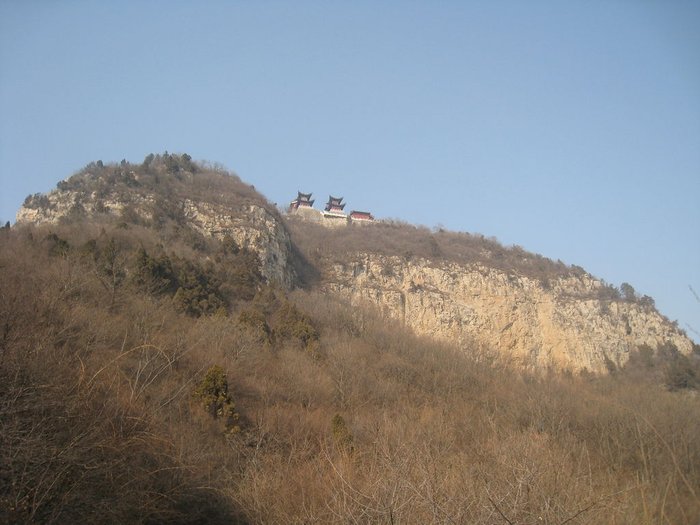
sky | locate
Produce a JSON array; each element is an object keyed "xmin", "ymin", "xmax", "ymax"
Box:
[{"xmin": 1, "ymin": 1, "xmax": 699, "ymax": 339}]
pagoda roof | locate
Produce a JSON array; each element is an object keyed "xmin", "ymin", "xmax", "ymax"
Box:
[
  {"xmin": 297, "ymin": 191, "xmax": 313, "ymax": 201},
  {"xmin": 327, "ymin": 195, "xmax": 343, "ymax": 204},
  {"xmin": 290, "ymin": 191, "xmax": 315, "ymax": 210}
]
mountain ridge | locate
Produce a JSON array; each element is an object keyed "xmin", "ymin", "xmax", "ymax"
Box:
[{"xmin": 15, "ymin": 154, "xmax": 695, "ymax": 373}]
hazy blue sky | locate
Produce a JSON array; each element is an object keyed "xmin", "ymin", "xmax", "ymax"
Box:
[{"xmin": 1, "ymin": 1, "xmax": 698, "ymax": 338}]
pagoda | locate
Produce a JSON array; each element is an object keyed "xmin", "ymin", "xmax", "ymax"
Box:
[
  {"xmin": 324, "ymin": 195, "xmax": 346, "ymax": 216},
  {"xmin": 289, "ymin": 191, "xmax": 314, "ymax": 211}
]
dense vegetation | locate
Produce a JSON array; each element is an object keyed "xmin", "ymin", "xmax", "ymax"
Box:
[{"xmin": 2, "ymin": 156, "xmax": 699, "ymax": 523}]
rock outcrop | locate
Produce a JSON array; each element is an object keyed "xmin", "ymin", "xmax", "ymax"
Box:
[
  {"xmin": 182, "ymin": 199, "xmax": 294, "ymax": 289},
  {"xmin": 16, "ymin": 183, "xmax": 295, "ymax": 289},
  {"xmin": 322, "ymin": 253, "xmax": 693, "ymax": 373}
]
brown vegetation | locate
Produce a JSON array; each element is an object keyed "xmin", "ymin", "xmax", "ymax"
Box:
[
  {"xmin": 286, "ymin": 216, "xmax": 639, "ymax": 305},
  {"xmin": 2, "ymin": 215, "xmax": 699, "ymax": 524},
  {"xmin": 23, "ymin": 153, "xmax": 281, "ymax": 240}
]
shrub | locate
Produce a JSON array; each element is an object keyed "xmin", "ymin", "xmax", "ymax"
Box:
[
  {"xmin": 275, "ymin": 301, "xmax": 319, "ymax": 350},
  {"xmin": 172, "ymin": 261, "xmax": 226, "ymax": 317},
  {"xmin": 193, "ymin": 366, "xmax": 240, "ymax": 433},
  {"xmin": 45, "ymin": 233, "xmax": 70, "ymax": 257},
  {"xmin": 133, "ymin": 247, "xmax": 177, "ymax": 294},
  {"xmin": 665, "ymin": 354, "xmax": 698, "ymax": 391},
  {"xmin": 223, "ymin": 249, "xmax": 262, "ymax": 301},
  {"xmin": 603, "ymin": 354, "xmax": 617, "ymax": 374},
  {"xmin": 331, "ymin": 413, "xmax": 353, "ymax": 452},
  {"xmin": 23, "ymin": 193, "xmax": 51, "ymax": 210},
  {"xmin": 238, "ymin": 308, "xmax": 271, "ymax": 344},
  {"xmin": 620, "ymin": 282, "xmax": 637, "ymax": 301}
]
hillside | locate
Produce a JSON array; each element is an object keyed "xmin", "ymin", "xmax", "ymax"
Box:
[
  {"xmin": 3, "ymin": 154, "xmax": 699, "ymax": 524},
  {"xmin": 16, "ymin": 154, "xmax": 694, "ymax": 374},
  {"xmin": 288, "ymin": 220, "xmax": 693, "ymax": 374}
]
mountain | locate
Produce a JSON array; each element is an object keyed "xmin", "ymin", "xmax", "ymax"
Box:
[
  {"xmin": 17, "ymin": 154, "xmax": 693, "ymax": 374},
  {"xmin": 17, "ymin": 155, "xmax": 295, "ymax": 289},
  {"xmin": 4, "ymin": 154, "xmax": 699, "ymax": 524}
]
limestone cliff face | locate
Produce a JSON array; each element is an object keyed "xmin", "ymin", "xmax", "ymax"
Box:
[
  {"xmin": 16, "ymin": 187, "xmax": 295, "ymax": 289},
  {"xmin": 182, "ymin": 200, "xmax": 295, "ymax": 289},
  {"xmin": 322, "ymin": 253, "xmax": 693, "ymax": 373}
]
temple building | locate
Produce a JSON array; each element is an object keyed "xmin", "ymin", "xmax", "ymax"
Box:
[
  {"xmin": 323, "ymin": 196, "xmax": 346, "ymax": 217},
  {"xmin": 349, "ymin": 210, "xmax": 374, "ymax": 222},
  {"xmin": 289, "ymin": 191, "xmax": 314, "ymax": 211},
  {"xmin": 287, "ymin": 190, "xmax": 376, "ymax": 227}
]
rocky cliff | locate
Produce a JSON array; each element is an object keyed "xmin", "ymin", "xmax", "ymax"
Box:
[
  {"xmin": 321, "ymin": 253, "xmax": 693, "ymax": 373},
  {"xmin": 16, "ymin": 167, "xmax": 295, "ymax": 289}
]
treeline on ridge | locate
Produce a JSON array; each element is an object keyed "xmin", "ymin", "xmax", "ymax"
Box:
[{"xmin": 23, "ymin": 152, "xmax": 279, "ymax": 225}]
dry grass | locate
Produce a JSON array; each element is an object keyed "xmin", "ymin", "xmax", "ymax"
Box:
[{"xmin": 1, "ymin": 220, "xmax": 699, "ymax": 524}]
